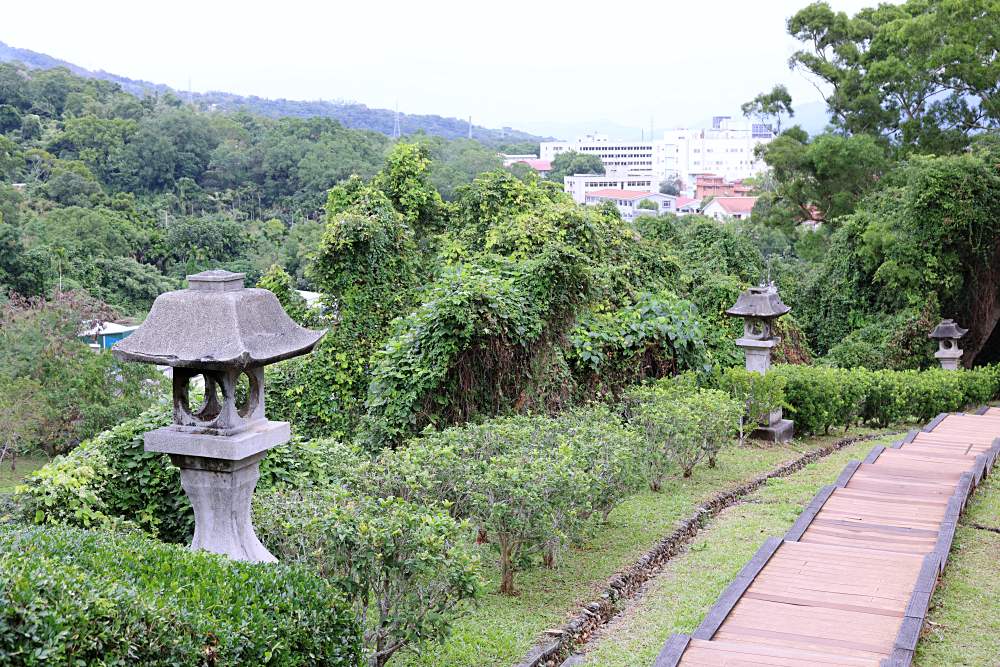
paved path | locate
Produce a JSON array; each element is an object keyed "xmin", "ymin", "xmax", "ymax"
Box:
[{"xmin": 654, "ymin": 409, "xmax": 1000, "ymax": 667}]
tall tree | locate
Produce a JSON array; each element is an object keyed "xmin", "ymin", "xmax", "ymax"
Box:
[
  {"xmin": 547, "ymin": 150, "xmax": 605, "ymax": 184},
  {"xmin": 741, "ymin": 85, "xmax": 795, "ymax": 134},
  {"xmin": 787, "ymin": 0, "xmax": 1000, "ymax": 153}
]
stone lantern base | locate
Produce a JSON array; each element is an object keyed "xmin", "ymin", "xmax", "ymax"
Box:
[
  {"xmin": 752, "ymin": 418, "xmax": 795, "ymax": 443},
  {"xmin": 145, "ymin": 420, "xmax": 290, "ymax": 563},
  {"xmin": 935, "ymin": 349, "xmax": 963, "ymax": 371}
]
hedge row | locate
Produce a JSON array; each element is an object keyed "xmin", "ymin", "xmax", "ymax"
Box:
[
  {"xmin": 0, "ymin": 525, "xmax": 362, "ymax": 666},
  {"xmin": 358, "ymin": 389, "xmax": 740, "ymax": 596},
  {"xmin": 770, "ymin": 364, "xmax": 1000, "ymax": 435}
]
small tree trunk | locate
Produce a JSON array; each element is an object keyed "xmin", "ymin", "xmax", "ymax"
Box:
[
  {"xmin": 543, "ymin": 542, "xmax": 556, "ymax": 569},
  {"xmin": 498, "ymin": 536, "xmax": 517, "ymax": 596}
]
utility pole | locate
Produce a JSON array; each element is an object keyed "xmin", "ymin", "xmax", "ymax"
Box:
[{"xmin": 392, "ymin": 103, "xmax": 401, "ymax": 139}]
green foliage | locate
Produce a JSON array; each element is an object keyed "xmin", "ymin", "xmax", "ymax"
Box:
[
  {"xmin": 0, "ymin": 524, "xmax": 362, "ymax": 666},
  {"xmin": 756, "ymin": 131, "xmax": 890, "ymax": 229},
  {"xmin": 741, "ymin": 84, "xmax": 794, "ymax": 134},
  {"xmin": 798, "ymin": 144, "xmax": 1000, "ymax": 361},
  {"xmin": 787, "ymin": 0, "xmax": 999, "ymax": 153},
  {"xmin": 16, "ymin": 407, "xmax": 351, "ymax": 543},
  {"xmin": 373, "ymin": 142, "xmax": 445, "ymax": 232},
  {"xmin": 0, "ymin": 293, "xmax": 165, "ymax": 456},
  {"xmin": 627, "ymin": 385, "xmax": 741, "ymax": 483},
  {"xmin": 256, "ymin": 263, "xmax": 311, "ymax": 325},
  {"xmin": 716, "ymin": 367, "xmax": 787, "ymax": 444},
  {"xmin": 546, "ymin": 150, "xmax": 606, "ymax": 184},
  {"xmin": 773, "ymin": 363, "xmax": 1000, "ymax": 433},
  {"xmin": 569, "ymin": 292, "xmax": 709, "ymax": 397},
  {"xmin": 254, "ymin": 487, "xmax": 481, "ymax": 667}
]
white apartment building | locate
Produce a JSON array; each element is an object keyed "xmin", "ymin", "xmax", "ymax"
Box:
[
  {"xmin": 664, "ymin": 116, "xmax": 774, "ymax": 189},
  {"xmin": 563, "ymin": 172, "xmax": 658, "ymax": 203},
  {"xmin": 583, "ymin": 189, "xmax": 676, "ymax": 221},
  {"xmin": 540, "ymin": 134, "xmax": 678, "ymax": 184}
]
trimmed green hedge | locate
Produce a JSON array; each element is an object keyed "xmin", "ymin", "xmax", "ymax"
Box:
[
  {"xmin": 15, "ymin": 406, "xmax": 357, "ymax": 543},
  {"xmin": 0, "ymin": 525, "xmax": 362, "ymax": 666},
  {"xmin": 770, "ymin": 364, "xmax": 1000, "ymax": 434}
]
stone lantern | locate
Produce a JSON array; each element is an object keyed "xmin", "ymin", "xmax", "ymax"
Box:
[
  {"xmin": 726, "ymin": 282, "xmax": 794, "ymax": 442},
  {"xmin": 928, "ymin": 319, "xmax": 967, "ymax": 370},
  {"xmin": 113, "ymin": 270, "xmax": 325, "ymax": 562}
]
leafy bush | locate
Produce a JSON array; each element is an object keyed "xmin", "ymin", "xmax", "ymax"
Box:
[
  {"xmin": 254, "ymin": 488, "xmax": 480, "ymax": 667},
  {"xmin": 16, "ymin": 407, "xmax": 354, "ymax": 543},
  {"xmin": 773, "ymin": 364, "xmax": 1000, "ymax": 433},
  {"xmin": 0, "ymin": 525, "xmax": 362, "ymax": 666},
  {"xmin": 368, "ymin": 408, "xmax": 645, "ymax": 595},
  {"xmin": 628, "ymin": 385, "xmax": 740, "ymax": 483},
  {"xmin": 568, "ymin": 292, "xmax": 709, "ymax": 397},
  {"xmin": 717, "ymin": 367, "xmax": 786, "ymax": 444}
]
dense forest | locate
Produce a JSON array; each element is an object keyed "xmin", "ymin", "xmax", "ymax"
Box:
[{"xmin": 0, "ymin": 40, "xmax": 546, "ymax": 145}]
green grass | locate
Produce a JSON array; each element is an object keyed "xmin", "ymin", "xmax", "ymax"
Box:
[
  {"xmin": 577, "ymin": 434, "xmax": 898, "ymax": 666},
  {"xmin": 0, "ymin": 455, "xmax": 49, "ymax": 492},
  {"xmin": 397, "ymin": 429, "xmax": 890, "ymax": 667},
  {"xmin": 914, "ymin": 472, "xmax": 1000, "ymax": 666}
]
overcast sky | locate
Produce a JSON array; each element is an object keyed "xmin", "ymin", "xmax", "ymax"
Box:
[{"xmin": 4, "ymin": 0, "xmax": 882, "ymax": 136}]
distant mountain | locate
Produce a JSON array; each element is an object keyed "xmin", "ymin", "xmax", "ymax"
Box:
[{"xmin": 0, "ymin": 40, "xmax": 547, "ymax": 147}]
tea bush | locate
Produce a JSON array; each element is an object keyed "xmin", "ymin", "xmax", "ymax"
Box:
[
  {"xmin": 254, "ymin": 488, "xmax": 480, "ymax": 667},
  {"xmin": 0, "ymin": 525, "xmax": 362, "ymax": 666}
]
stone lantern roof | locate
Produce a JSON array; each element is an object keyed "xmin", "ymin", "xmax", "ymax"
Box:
[
  {"xmin": 726, "ymin": 284, "xmax": 791, "ymax": 319},
  {"xmin": 928, "ymin": 319, "xmax": 968, "ymax": 340},
  {"xmin": 113, "ymin": 270, "xmax": 325, "ymax": 371}
]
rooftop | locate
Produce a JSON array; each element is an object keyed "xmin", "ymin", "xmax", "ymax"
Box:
[{"xmin": 709, "ymin": 196, "xmax": 758, "ymax": 214}]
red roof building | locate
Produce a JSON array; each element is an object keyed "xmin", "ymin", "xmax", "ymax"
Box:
[{"xmin": 702, "ymin": 196, "xmax": 758, "ymax": 220}]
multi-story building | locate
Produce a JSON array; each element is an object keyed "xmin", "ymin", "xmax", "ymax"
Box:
[
  {"xmin": 540, "ymin": 134, "xmax": 678, "ymax": 184},
  {"xmin": 663, "ymin": 116, "xmax": 773, "ymax": 190},
  {"xmin": 563, "ymin": 171, "xmax": 658, "ymax": 203},
  {"xmin": 583, "ymin": 189, "xmax": 676, "ymax": 221},
  {"xmin": 693, "ymin": 174, "xmax": 753, "ymax": 200}
]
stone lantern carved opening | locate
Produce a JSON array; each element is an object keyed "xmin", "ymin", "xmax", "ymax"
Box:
[{"xmin": 172, "ymin": 367, "xmax": 264, "ymax": 435}]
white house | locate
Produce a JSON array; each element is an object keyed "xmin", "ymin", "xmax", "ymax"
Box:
[
  {"xmin": 675, "ymin": 196, "xmax": 702, "ymax": 215},
  {"xmin": 701, "ymin": 196, "xmax": 758, "ymax": 221},
  {"xmin": 563, "ymin": 172, "xmax": 658, "ymax": 203},
  {"xmin": 583, "ymin": 189, "xmax": 676, "ymax": 221}
]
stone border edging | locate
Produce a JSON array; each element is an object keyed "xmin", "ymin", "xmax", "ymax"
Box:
[{"xmin": 511, "ymin": 430, "xmax": 898, "ymax": 667}]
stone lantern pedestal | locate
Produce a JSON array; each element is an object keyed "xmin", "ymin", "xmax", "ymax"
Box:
[
  {"xmin": 113, "ymin": 270, "xmax": 325, "ymax": 562},
  {"xmin": 727, "ymin": 283, "xmax": 794, "ymax": 443}
]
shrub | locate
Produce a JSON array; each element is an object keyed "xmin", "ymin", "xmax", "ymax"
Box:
[
  {"xmin": 716, "ymin": 367, "xmax": 786, "ymax": 444},
  {"xmin": 254, "ymin": 488, "xmax": 480, "ymax": 667},
  {"xmin": 369, "ymin": 410, "xmax": 643, "ymax": 594},
  {"xmin": 0, "ymin": 525, "xmax": 362, "ymax": 666},
  {"xmin": 773, "ymin": 364, "xmax": 1000, "ymax": 433},
  {"xmin": 628, "ymin": 386, "xmax": 740, "ymax": 483},
  {"xmin": 17, "ymin": 407, "xmax": 355, "ymax": 543}
]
